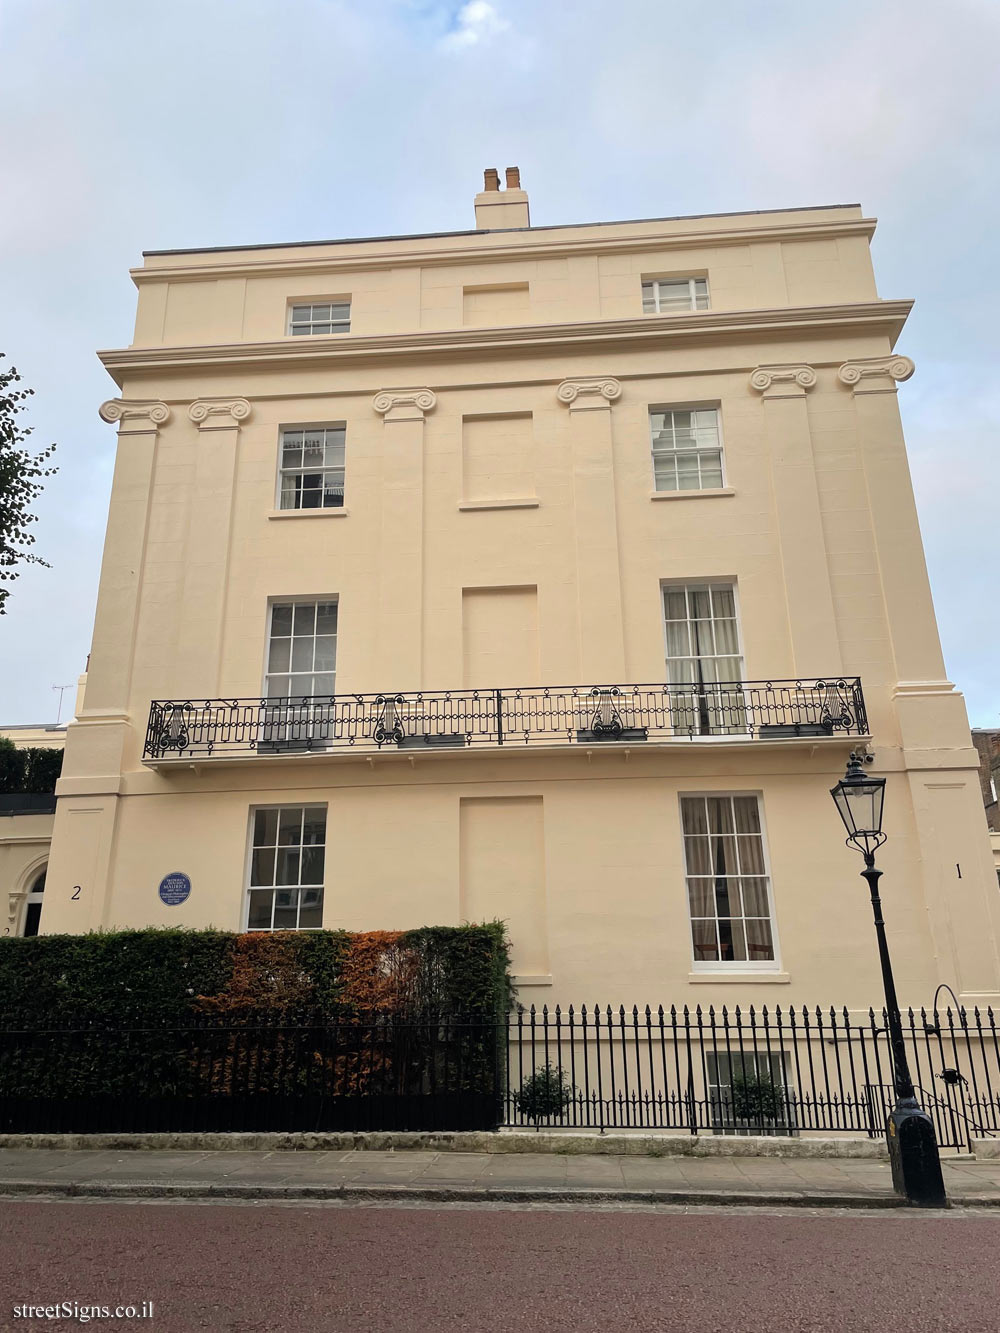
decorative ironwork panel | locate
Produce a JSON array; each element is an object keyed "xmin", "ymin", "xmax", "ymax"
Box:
[{"xmin": 144, "ymin": 678, "xmax": 868, "ymax": 760}]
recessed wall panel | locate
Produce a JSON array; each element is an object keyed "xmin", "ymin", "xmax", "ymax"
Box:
[{"xmin": 459, "ymin": 796, "xmax": 548, "ymax": 976}]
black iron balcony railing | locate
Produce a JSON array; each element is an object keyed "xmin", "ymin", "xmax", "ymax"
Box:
[{"xmin": 143, "ymin": 677, "xmax": 867, "ymax": 761}]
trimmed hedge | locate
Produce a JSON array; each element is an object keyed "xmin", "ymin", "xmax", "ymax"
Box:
[
  {"xmin": 0, "ymin": 738, "xmax": 63, "ymax": 794},
  {"xmin": 0, "ymin": 923, "xmax": 512, "ymax": 1028},
  {"xmin": 0, "ymin": 926, "xmax": 512, "ymax": 1117}
]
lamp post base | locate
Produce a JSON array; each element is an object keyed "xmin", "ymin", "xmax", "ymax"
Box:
[{"xmin": 887, "ymin": 1103, "xmax": 947, "ymax": 1207}]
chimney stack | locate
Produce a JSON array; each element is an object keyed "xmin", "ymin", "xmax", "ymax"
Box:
[{"xmin": 474, "ymin": 165, "xmax": 530, "ymax": 230}]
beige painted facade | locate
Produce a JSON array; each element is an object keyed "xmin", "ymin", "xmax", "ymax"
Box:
[{"xmin": 37, "ymin": 172, "xmax": 999, "ymax": 1009}]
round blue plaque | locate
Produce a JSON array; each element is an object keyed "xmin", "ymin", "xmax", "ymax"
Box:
[{"xmin": 158, "ymin": 872, "xmax": 191, "ymax": 906}]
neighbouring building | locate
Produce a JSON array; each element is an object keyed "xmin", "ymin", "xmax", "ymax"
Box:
[
  {"xmin": 32, "ymin": 170, "xmax": 1000, "ymax": 1009},
  {"xmin": 972, "ymin": 728, "xmax": 1000, "ymax": 885},
  {"xmin": 972, "ymin": 729, "xmax": 999, "ymax": 832},
  {"xmin": 0, "ymin": 720, "xmax": 67, "ymax": 938}
]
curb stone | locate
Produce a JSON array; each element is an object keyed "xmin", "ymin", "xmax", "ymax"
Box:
[
  {"xmin": 0, "ymin": 1178, "xmax": 947, "ymax": 1209},
  {"xmin": 0, "ymin": 1130, "xmax": 889, "ymax": 1159}
]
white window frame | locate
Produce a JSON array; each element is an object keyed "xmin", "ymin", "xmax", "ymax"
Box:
[
  {"xmin": 276, "ymin": 424, "xmax": 346, "ymax": 511},
  {"xmin": 244, "ymin": 804, "xmax": 327, "ymax": 932},
  {"xmin": 678, "ymin": 792, "xmax": 781, "ymax": 973},
  {"xmin": 642, "ymin": 276, "xmax": 709, "ymax": 314},
  {"xmin": 286, "ymin": 299, "xmax": 351, "ymax": 336},
  {"xmin": 660, "ymin": 580, "xmax": 746, "ymax": 738},
  {"xmin": 649, "ymin": 404, "xmax": 726, "ymax": 493},
  {"xmin": 263, "ymin": 598, "xmax": 338, "ymax": 701}
]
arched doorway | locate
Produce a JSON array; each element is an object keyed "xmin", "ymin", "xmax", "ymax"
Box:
[{"xmin": 21, "ymin": 867, "xmax": 45, "ymax": 937}]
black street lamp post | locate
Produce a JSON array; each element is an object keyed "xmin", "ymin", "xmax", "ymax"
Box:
[{"xmin": 830, "ymin": 753, "xmax": 947, "ymax": 1207}]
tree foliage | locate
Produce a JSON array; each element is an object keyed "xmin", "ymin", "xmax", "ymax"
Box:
[
  {"xmin": 0, "ymin": 740, "xmax": 63, "ymax": 794},
  {"xmin": 0, "ymin": 354, "xmax": 57, "ymax": 614}
]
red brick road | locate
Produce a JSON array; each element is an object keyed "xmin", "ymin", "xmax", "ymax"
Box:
[{"xmin": 2, "ymin": 1200, "xmax": 998, "ymax": 1332}]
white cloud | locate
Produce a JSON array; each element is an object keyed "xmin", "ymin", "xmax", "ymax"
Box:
[{"xmin": 441, "ymin": 0, "xmax": 508, "ymax": 49}]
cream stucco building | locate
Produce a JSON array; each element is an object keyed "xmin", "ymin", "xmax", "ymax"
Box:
[{"xmin": 34, "ymin": 169, "xmax": 1000, "ymax": 1010}]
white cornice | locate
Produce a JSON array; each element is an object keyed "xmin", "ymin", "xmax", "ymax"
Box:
[
  {"xmin": 129, "ymin": 218, "xmax": 877, "ymax": 284},
  {"xmin": 98, "ymin": 300, "xmax": 912, "ymax": 386}
]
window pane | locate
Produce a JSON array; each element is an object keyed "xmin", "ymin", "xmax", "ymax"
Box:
[
  {"xmin": 289, "ymin": 637, "xmax": 312, "ymax": 672},
  {"xmin": 314, "ymin": 636, "xmax": 336, "ymax": 671},
  {"xmin": 690, "ymin": 588, "xmax": 712, "ymax": 620},
  {"xmin": 276, "ymin": 848, "xmax": 301, "ymax": 886},
  {"xmin": 654, "ymin": 461, "xmax": 678, "ymax": 492},
  {"xmin": 707, "ymin": 797, "xmax": 735, "ymax": 835},
  {"xmin": 712, "ymin": 875, "xmax": 734, "ymax": 917},
  {"xmin": 278, "ymin": 808, "xmax": 303, "ymax": 845},
  {"xmin": 302, "ymin": 810, "xmax": 326, "ymax": 845},
  {"xmin": 270, "ymin": 604, "xmax": 293, "ymax": 636},
  {"xmin": 298, "ymin": 894, "xmax": 324, "ymax": 929},
  {"xmin": 687, "ymin": 877, "xmax": 714, "ymax": 918},
  {"xmin": 316, "ymin": 603, "xmax": 338, "ymax": 635},
  {"xmin": 267, "ymin": 675, "xmax": 290, "ymax": 699},
  {"xmin": 293, "ymin": 603, "xmax": 315, "ymax": 636},
  {"xmin": 718, "ymin": 918, "xmax": 742, "ymax": 960},
  {"xmin": 691, "ymin": 919, "xmax": 718, "ymax": 961},
  {"xmin": 312, "ymin": 672, "xmax": 336, "ymax": 695},
  {"xmin": 268, "ymin": 638, "xmax": 291, "ymax": 672},
  {"xmin": 733, "ymin": 797, "xmax": 760, "ymax": 835},
  {"xmin": 664, "ymin": 621, "xmax": 690, "ymax": 657},
  {"xmin": 714, "ymin": 619, "xmax": 739, "ymax": 656},
  {"xmin": 681, "ymin": 797, "xmax": 708, "ymax": 837},
  {"xmin": 253, "ymin": 808, "xmax": 279, "ymax": 846},
  {"xmin": 247, "ymin": 890, "xmax": 273, "ymax": 930},
  {"xmin": 684, "ymin": 836, "xmax": 711, "ymax": 876},
  {"xmin": 301, "ymin": 846, "xmax": 325, "ymax": 885},
  {"xmin": 663, "ymin": 588, "xmax": 688, "ymax": 621},
  {"xmin": 712, "ymin": 586, "xmax": 736, "ymax": 618},
  {"xmin": 746, "ymin": 918, "xmax": 774, "ymax": 961},
  {"xmin": 700, "ymin": 458, "xmax": 724, "ymax": 488},
  {"xmin": 741, "ymin": 878, "xmax": 770, "ymax": 917},
  {"xmin": 250, "ymin": 847, "xmax": 276, "ymax": 888},
  {"xmin": 737, "ymin": 835, "xmax": 766, "ymax": 876},
  {"xmin": 273, "ymin": 894, "xmax": 299, "ymax": 930}
]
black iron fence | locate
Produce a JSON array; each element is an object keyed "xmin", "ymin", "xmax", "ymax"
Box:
[
  {"xmin": 144, "ymin": 677, "xmax": 868, "ymax": 760},
  {"xmin": 506, "ymin": 1005, "xmax": 1000, "ymax": 1151},
  {"xmin": 0, "ymin": 1011, "xmax": 502, "ymax": 1135},
  {"xmin": 1, "ymin": 1002, "xmax": 997, "ymax": 1147}
]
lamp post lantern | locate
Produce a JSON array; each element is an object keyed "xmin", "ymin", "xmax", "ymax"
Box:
[{"xmin": 830, "ymin": 753, "xmax": 947, "ymax": 1207}]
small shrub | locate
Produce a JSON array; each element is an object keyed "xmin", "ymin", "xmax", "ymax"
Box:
[
  {"xmin": 515, "ymin": 1062, "xmax": 573, "ymax": 1125},
  {"xmin": 730, "ymin": 1069, "xmax": 786, "ymax": 1122}
]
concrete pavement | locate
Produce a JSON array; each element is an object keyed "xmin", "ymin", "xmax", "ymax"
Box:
[{"xmin": 3, "ymin": 1146, "xmax": 1000, "ymax": 1207}]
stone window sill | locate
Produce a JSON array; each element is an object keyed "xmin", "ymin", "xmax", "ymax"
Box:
[
  {"xmin": 650, "ymin": 488, "xmax": 735, "ymax": 501},
  {"xmin": 458, "ymin": 498, "xmax": 539, "ymax": 511},
  {"xmin": 688, "ymin": 971, "xmax": 790, "ymax": 984},
  {"xmin": 512, "ymin": 974, "xmax": 553, "ymax": 987},
  {"xmin": 268, "ymin": 509, "xmax": 350, "ymax": 520}
]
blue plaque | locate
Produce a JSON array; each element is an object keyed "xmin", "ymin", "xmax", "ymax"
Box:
[{"xmin": 158, "ymin": 872, "xmax": 191, "ymax": 906}]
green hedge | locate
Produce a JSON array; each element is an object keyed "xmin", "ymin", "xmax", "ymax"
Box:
[
  {"xmin": 0, "ymin": 925, "xmax": 512, "ymax": 1111},
  {"xmin": 0, "ymin": 738, "xmax": 63, "ymax": 794},
  {"xmin": 0, "ymin": 923, "xmax": 511, "ymax": 1028}
]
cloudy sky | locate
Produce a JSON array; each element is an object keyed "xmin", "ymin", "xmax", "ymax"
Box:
[{"xmin": 1, "ymin": 0, "xmax": 997, "ymax": 725}]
